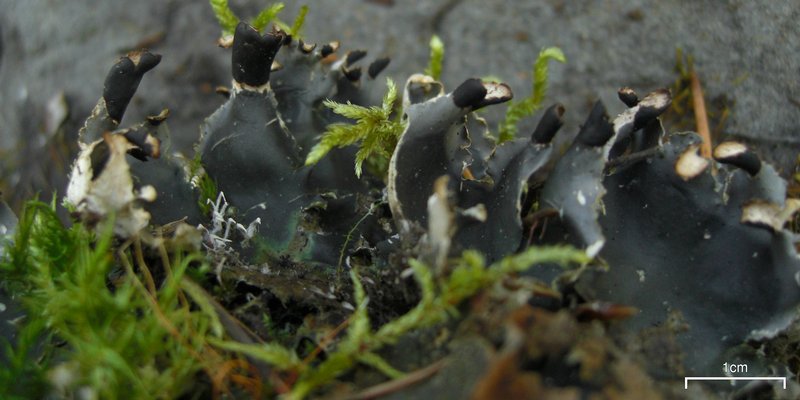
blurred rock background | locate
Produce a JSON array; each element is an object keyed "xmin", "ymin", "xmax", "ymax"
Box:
[{"xmin": 1, "ymin": 0, "xmax": 798, "ymax": 210}]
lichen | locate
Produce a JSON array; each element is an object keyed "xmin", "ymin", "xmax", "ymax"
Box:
[{"xmin": 4, "ymin": 2, "xmax": 800, "ymax": 399}]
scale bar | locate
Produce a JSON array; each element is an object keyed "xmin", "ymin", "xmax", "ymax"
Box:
[{"xmin": 684, "ymin": 377, "xmax": 786, "ymax": 389}]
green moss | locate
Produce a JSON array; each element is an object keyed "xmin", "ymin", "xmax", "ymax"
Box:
[
  {"xmin": 208, "ymin": 338, "xmax": 301, "ymax": 368},
  {"xmin": 209, "ymin": 0, "xmax": 240, "ymax": 36},
  {"xmin": 0, "ymin": 200, "xmax": 246, "ymax": 399},
  {"xmin": 197, "ymin": 174, "xmax": 218, "ymax": 216},
  {"xmin": 668, "ymin": 47, "xmax": 695, "ymax": 120},
  {"xmin": 424, "ymin": 35, "xmax": 445, "ymax": 80},
  {"xmin": 498, "ymin": 47, "xmax": 566, "ymax": 143},
  {"xmin": 250, "ymin": 3, "xmax": 285, "ymax": 33},
  {"xmin": 288, "ymin": 5, "xmax": 309, "ymax": 38},
  {"xmin": 197, "ymin": 243, "xmax": 586, "ymax": 399},
  {"xmin": 210, "ymin": 1, "xmax": 310, "ymax": 39},
  {"xmin": 305, "ymin": 78, "xmax": 406, "ymax": 178},
  {"xmin": 285, "ymin": 245, "xmax": 589, "ymax": 399},
  {"xmin": 0, "ymin": 318, "xmax": 49, "ymax": 400},
  {"xmin": 189, "ymin": 153, "xmax": 218, "ymax": 217},
  {"xmin": 663, "ymin": 47, "xmax": 732, "ymax": 137}
]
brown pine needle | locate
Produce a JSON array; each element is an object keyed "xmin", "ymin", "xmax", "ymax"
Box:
[
  {"xmin": 302, "ymin": 317, "xmax": 352, "ymax": 366},
  {"xmin": 343, "ymin": 358, "xmax": 448, "ymax": 400},
  {"xmin": 690, "ymin": 70, "xmax": 712, "ymax": 158}
]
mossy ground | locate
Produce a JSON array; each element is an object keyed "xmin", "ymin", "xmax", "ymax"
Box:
[
  {"xmin": 2, "ymin": 2, "xmax": 800, "ymax": 399},
  {"xmin": 0, "ymin": 197, "xmax": 595, "ymax": 399}
]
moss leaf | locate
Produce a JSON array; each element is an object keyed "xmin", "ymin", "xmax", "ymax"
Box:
[
  {"xmin": 251, "ymin": 3, "xmax": 285, "ymax": 33},
  {"xmin": 305, "ymin": 78, "xmax": 404, "ymax": 178},
  {"xmin": 424, "ymin": 34, "xmax": 445, "ymax": 80},
  {"xmin": 209, "ymin": 0, "xmax": 240, "ymax": 36},
  {"xmin": 498, "ymin": 46, "xmax": 567, "ymax": 143},
  {"xmin": 289, "ymin": 5, "xmax": 309, "ymax": 37}
]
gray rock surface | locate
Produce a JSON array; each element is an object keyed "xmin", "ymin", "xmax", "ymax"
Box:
[{"xmin": 1, "ymin": 0, "xmax": 799, "ymax": 202}]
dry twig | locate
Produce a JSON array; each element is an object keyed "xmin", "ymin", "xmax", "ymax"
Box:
[{"xmin": 690, "ymin": 70, "xmax": 712, "ymax": 158}]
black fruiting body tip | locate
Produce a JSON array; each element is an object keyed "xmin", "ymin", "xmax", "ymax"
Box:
[
  {"xmin": 343, "ymin": 66, "xmax": 362, "ymax": 82},
  {"xmin": 321, "ymin": 45, "xmax": 334, "ymax": 57},
  {"xmin": 713, "ymin": 142, "xmax": 762, "ymax": 176},
  {"xmin": 127, "ymin": 147, "xmax": 150, "ymax": 162},
  {"xmin": 576, "ymin": 101, "xmax": 614, "ymax": 147},
  {"xmin": 367, "ymin": 57, "xmax": 391, "ymax": 79},
  {"xmin": 103, "ymin": 50, "xmax": 161, "ymax": 122},
  {"xmin": 232, "ymin": 22, "xmax": 284, "ymax": 87},
  {"xmin": 299, "ymin": 40, "xmax": 316, "ymax": 53},
  {"xmin": 345, "ymin": 50, "xmax": 368, "ymax": 66},
  {"xmin": 215, "ymin": 86, "xmax": 231, "ymax": 98},
  {"xmin": 532, "ymin": 103, "xmax": 565, "ymax": 144},
  {"xmin": 89, "ymin": 140, "xmax": 111, "ymax": 180},
  {"xmin": 124, "ymin": 129, "xmax": 161, "ymax": 160},
  {"xmin": 633, "ymin": 88, "xmax": 671, "ymax": 128},
  {"xmin": 146, "ymin": 109, "xmax": 169, "ymax": 126},
  {"xmin": 475, "ymin": 82, "xmax": 512, "ymax": 108},
  {"xmin": 452, "ymin": 78, "xmax": 487, "ymax": 108},
  {"xmin": 618, "ymin": 87, "xmax": 639, "ymax": 107},
  {"xmin": 320, "ymin": 41, "xmax": 340, "ymax": 58}
]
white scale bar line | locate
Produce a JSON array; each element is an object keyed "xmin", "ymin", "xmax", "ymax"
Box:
[{"xmin": 684, "ymin": 377, "xmax": 786, "ymax": 390}]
